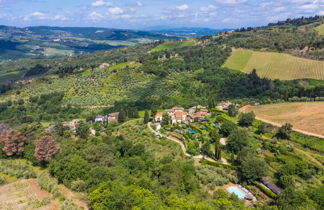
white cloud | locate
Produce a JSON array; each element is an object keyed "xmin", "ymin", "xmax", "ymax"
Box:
[
  {"xmin": 91, "ymin": 0, "xmax": 112, "ymax": 7},
  {"xmin": 23, "ymin": 12, "xmax": 46, "ymax": 21},
  {"xmin": 135, "ymin": 1, "xmax": 143, "ymax": 7},
  {"xmin": 176, "ymin": 4, "xmax": 189, "ymax": 11},
  {"xmin": 216, "ymin": 0, "xmax": 247, "ymax": 4},
  {"xmin": 319, "ymin": 10, "xmax": 324, "ymax": 15},
  {"xmin": 108, "ymin": 7, "xmax": 124, "ymax": 15},
  {"xmin": 88, "ymin": 11, "xmax": 104, "ymax": 21},
  {"xmin": 274, "ymin": 7, "xmax": 286, "ymax": 12},
  {"xmin": 200, "ymin": 5, "xmax": 217, "ymax": 12},
  {"xmin": 52, "ymin": 15, "xmax": 68, "ymax": 21}
]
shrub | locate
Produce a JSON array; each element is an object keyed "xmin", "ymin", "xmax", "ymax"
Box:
[
  {"xmin": 0, "ymin": 175, "xmax": 6, "ymax": 185},
  {"xmin": 71, "ymin": 179, "xmax": 87, "ymax": 192},
  {"xmin": 0, "ymin": 159, "xmax": 36, "ymax": 179},
  {"xmin": 37, "ymin": 172, "xmax": 65, "ymax": 201}
]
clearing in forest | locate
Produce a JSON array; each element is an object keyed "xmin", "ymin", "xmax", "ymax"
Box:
[
  {"xmin": 223, "ymin": 49, "xmax": 324, "ymax": 80},
  {"xmin": 242, "ymin": 102, "xmax": 324, "ymax": 137},
  {"xmin": 315, "ymin": 24, "xmax": 324, "ymax": 35},
  {"xmin": 149, "ymin": 38, "xmax": 197, "ymax": 53}
]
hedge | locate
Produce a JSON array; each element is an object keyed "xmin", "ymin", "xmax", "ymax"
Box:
[{"xmin": 253, "ymin": 181, "xmax": 277, "ymax": 199}]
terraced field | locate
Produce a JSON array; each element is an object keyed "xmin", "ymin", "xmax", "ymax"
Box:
[
  {"xmin": 315, "ymin": 24, "xmax": 324, "ymax": 35},
  {"xmin": 223, "ymin": 49, "xmax": 324, "ymax": 80}
]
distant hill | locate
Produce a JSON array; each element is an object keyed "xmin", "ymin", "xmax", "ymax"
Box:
[
  {"xmin": 0, "ymin": 26, "xmax": 180, "ymax": 62},
  {"xmin": 145, "ymin": 26, "xmax": 232, "ymax": 37}
]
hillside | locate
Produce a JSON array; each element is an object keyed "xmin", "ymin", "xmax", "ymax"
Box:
[
  {"xmin": 0, "ymin": 16, "xmax": 324, "ymax": 210},
  {"xmin": 223, "ymin": 49, "xmax": 324, "ymax": 80},
  {"xmin": 0, "ymin": 25, "xmax": 180, "ymax": 62}
]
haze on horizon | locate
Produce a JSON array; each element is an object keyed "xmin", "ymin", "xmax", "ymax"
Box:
[{"xmin": 0, "ymin": 0, "xmax": 323, "ymax": 29}]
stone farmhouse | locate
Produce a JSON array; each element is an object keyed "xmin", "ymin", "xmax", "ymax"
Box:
[
  {"xmin": 95, "ymin": 112, "xmax": 119, "ymax": 123},
  {"xmin": 155, "ymin": 106, "xmax": 209, "ymax": 124}
]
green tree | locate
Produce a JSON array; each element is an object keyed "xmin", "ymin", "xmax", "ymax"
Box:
[
  {"xmin": 209, "ymin": 129, "xmax": 220, "ymax": 143},
  {"xmin": 49, "ymin": 154, "xmax": 89, "ymax": 185},
  {"xmin": 143, "ymin": 110, "xmax": 150, "ymax": 124},
  {"xmin": 276, "ymin": 123, "xmax": 293, "ymax": 139},
  {"xmin": 240, "ymin": 157, "xmax": 268, "ymax": 181},
  {"xmin": 118, "ymin": 110, "xmax": 126, "ymax": 123},
  {"xmin": 227, "ymin": 129, "xmax": 249, "ymax": 154},
  {"xmin": 88, "ymin": 181, "xmax": 160, "ymax": 210},
  {"xmin": 256, "ymin": 122, "xmax": 266, "ymax": 134},
  {"xmin": 228, "ymin": 104, "xmax": 238, "ymax": 117},
  {"xmin": 162, "ymin": 113, "xmax": 171, "ymax": 126},
  {"xmin": 238, "ymin": 112, "xmax": 255, "ymax": 127},
  {"xmin": 201, "ymin": 142, "xmax": 211, "ymax": 156},
  {"xmin": 215, "ymin": 143, "xmax": 221, "ymax": 160},
  {"xmin": 76, "ymin": 121, "xmax": 90, "ymax": 139},
  {"xmin": 220, "ymin": 121, "xmax": 236, "ymax": 137},
  {"xmin": 151, "ymin": 105, "xmax": 157, "ymax": 118}
]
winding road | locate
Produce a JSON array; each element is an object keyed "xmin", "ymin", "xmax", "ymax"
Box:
[{"xmin": 148, "ymin": 122, "xmax": 228, "ymax": 164}]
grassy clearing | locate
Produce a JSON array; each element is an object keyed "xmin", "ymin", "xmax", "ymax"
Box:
[
  {"xmin": 315, "ymin": 24, "xmax": 324, "ymax": 35},
  {"xmin": 108, "ymin": 62, "xmax": 141, "ymax": 71},
  {"xmin": 150, "ymin": 38, "xmax": 197, "ymax": 53},
  {"xmin": 223, "ymin": 49, "xmax": 324, "ymax": 80}
]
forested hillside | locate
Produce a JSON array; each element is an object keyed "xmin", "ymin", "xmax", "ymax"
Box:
[{"xmin": 0, "ymin": 16, "xmax": 324, "ymax": 210}]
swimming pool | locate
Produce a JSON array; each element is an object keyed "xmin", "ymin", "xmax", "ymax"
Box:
[
  {"xmin": 227, "ymin": 186, "xmax": 246, "ymax": 199},
  {"xmin": 187, "ymin": 129, "xmax": 197, "ymax": 134}
]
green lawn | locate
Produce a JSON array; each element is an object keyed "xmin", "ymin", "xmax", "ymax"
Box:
[
  {"xmin": 223, "ymin": 49, "xmax": 324, "ymax": 80},
  {"xmin": 315, "ymin": 24, "xmax": 324, "ymax": 35},
  {"xmin": 149, "ymin": 39, "xmax": 197, "ymax": 53}
]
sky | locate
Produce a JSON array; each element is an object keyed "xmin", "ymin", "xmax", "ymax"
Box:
[{"xmin": 0, "ymin": 0, "xmax": 323, "ymax": 29}]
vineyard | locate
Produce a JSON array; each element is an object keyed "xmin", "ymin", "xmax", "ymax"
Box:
[{"xmin": 223, "ymin": 49, "xmax": 324, "ymax": 80}]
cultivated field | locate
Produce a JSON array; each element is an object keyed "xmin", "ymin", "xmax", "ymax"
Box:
[
  {"xmin": 242, "ymin": 102, "xmax": 324, "ymax": 137},
  {"xmin": 223, "ymin": 49, "xmax": 324, "ymax": 80},
  {"xmin": 315, "ymin": 24, "xmax": 324, "ymax": 35}
]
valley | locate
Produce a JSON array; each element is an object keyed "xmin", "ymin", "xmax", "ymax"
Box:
[{"xmin": 0, "ymin": 16, "xmax": 323, "ymax": 210}]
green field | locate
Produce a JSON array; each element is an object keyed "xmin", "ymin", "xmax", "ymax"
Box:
[
  {"xmin": 315, "ymin": 24, "xmax": 324, "ymax": 35},
  {"xmin": 223, "ymin": 49, "xmax": 324, "ymax": 80},
  {"xmin": 149, "ymin": 38, "xmax": 197, "ymax": 53}
]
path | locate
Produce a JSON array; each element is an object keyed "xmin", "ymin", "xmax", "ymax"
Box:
[
  {"xmin": 148, "ymin": 122, "xmax": 228, "ymax": 164},
  {"xmin": 240, "ymin": 105, "xmax": 324, "ymax": 139}
]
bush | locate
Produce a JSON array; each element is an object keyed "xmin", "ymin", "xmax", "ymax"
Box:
[
  {"xmin": 61, "ymin": 199, "xmax": 78, "ymax": 210},
  {"xmin": 0, "ymin": 159, "xmax": 36, "ymax": 179},
  {"xmin": 37, "ymin": 172, "xmax": 65, "ymax": 201},
  {"xmin": 0, "ymin": 175, "xmax": 6, "ymax": 185},
  {"xmin": 71, "ymin": 179, "xmax": 87, "ymax": 192}
]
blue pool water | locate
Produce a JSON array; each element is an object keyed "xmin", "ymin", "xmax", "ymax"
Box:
[
  {"xmin": 187, "ymin": 129, "xmax": 197, "ymax": 134},
  {"xmin": 227, "ymin": 186, "xmax": 246, "ymax": 199}
]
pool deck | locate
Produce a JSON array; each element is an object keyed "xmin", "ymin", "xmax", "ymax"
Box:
[{"xmin": 226, "ymin": 184, "xmax": 257, "ymax": 202}]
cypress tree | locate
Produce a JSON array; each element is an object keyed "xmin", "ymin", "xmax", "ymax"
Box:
[
  {"xmin": 215, "ymin": 143, "xmax": 221, "ymax": 160},
  {"xmin": 144, "ymin": 110, "xmax": 149, "ymax": 124},
  {"xmin": 118, "ymin": 110, "xmax": 126, "ymax": 123}
]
